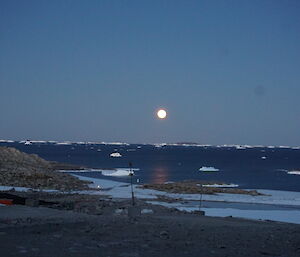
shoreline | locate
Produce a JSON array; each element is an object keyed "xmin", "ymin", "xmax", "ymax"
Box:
[{"xmin": 2, "ymin": 173, "xmax": 300, "ymax": 224}]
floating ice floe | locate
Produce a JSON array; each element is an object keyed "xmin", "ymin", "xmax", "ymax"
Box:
[
  {"xmin": 0, "ymin": 139, "xmax": 15, "ymax": 143},
  {"xmin": 154, "ymin": 143, "xmax": 167, "ymax": 148},
  {"xmin": 287, "ymin": 171, "xmax": 300, "ymax": 175},
  {"xmin": 110, "ymin": 152, "xmax": 122, "ymax": 157},
  {"xmin": 199, "ymin": 166, "xmax": 219, "ymax": 172},
  {"xmin": 101, "ymin": 142, "xmax": 130, "ymax": 146},
  {"xmin": 235, "ymin": 145, "xmax": 246, "ymax": 150},
  {"xmin": 20, "ymin": 140, "xmax": 48, "ymax": 145},
  {"xmin": 261, "ymin": 156, "xmax": 267, "ymax": 159},
  {"xmin": 219, "ymin": 144, "xmax": 254, "ymax": 149},
  {"xmin": 56, "ymin": 142, "xmax": 72, "ymax": 145}
]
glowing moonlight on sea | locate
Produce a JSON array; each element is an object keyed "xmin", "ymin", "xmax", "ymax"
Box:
[{"xmin": 157, "ymin": 109, "xmax": 167, "ymax": 119}]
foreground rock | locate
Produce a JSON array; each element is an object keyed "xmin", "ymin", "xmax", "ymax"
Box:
[
  {"xmin": 140, "ymin": 180, "xmax": 263, "ymax": 196},
  {"xmin": 0, "ymin": 147, "xmax": 90, "ymax": 191}
]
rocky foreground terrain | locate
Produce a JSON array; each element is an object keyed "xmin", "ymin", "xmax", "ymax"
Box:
[
  {"xmin": 0, "ymin": 147, "xmax": 90, "ymax": 191},
  {"xmin": 0, "ymin": 192, "xmax": 300, "ymax": 257}
]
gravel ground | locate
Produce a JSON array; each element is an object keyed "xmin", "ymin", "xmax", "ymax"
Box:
[{"xmin": 1, "ymin": 196, "xmax": 300, "ymax": 257}]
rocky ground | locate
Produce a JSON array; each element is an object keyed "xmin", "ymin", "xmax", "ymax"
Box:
[
  {"xmin": 0, "ymin": 192, "xmax": 300, "ymax": 257},
  {"xmin": 140, "ymin": 181, "xmax": 263, "ymax": 196},
  {"xmin": 0, "ymin": 146, "xmax": 90, "ymax": 191}
]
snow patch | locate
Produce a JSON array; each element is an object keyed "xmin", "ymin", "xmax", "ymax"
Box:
[
  {"xmin": 152, "ymin": 202, "xmax": 300, "ymax": 224},
  {"xmin": 101, "ymin": 169, "xmax": 135, "ymax": 177},
  {"xmin": 202, "ymin": 208, "xmax": 300, "ymax": 224},
  {"xmin": 60, "ymin": 168, "xmax": 139, "ymax": 176},
  {"xmin": 202, "ymin": 184, "xmax": 239, "ymax": 188},
  {"xmin": 141, "ymin": 209, "xmax": 154, "ymax": 214},
  {"xmin": 0, "ymin": 186, "xmax": 60, "ymax": 193}
]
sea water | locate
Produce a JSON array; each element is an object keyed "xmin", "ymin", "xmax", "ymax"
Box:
[{"xmin": 1, "ymin": 141, "xmax": 300, "ymax": 192}]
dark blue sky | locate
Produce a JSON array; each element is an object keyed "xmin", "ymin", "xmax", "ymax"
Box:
[{"xmin": 1, "ymin": 0, "xmax": 300, "ymax": 145}]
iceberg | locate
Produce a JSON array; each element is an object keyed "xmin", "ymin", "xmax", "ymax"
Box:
[
  {"xmin": 287, "ymin": 171, "xmax": 300, "ymax": 175},
  {"xmin": 110, "ymin": 152, "xmax": 122, "ymax": 157},
  {"xmin": 199, "ymin": 166, "xmax": 219, "ymax": 172}
]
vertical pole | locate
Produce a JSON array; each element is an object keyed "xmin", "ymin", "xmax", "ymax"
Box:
[
  {"xmin": 129, "ymin": 162, "xmax": 135, "ymax": 206},
  {"xmin": 199, "ymin": 183, "xmax": 203, "ymax": 211}
]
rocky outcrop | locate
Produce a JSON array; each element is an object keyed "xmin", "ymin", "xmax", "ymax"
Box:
[
  {"xmin": 0, "ymin": 146, "xmax": 84, "ymax": 172},
  {"xmin": 0, "ymin": 147, "xmax": 52, "ymax": 172},
  {"xmin": 140, "ymin": 181, "xmax": 263, "ymax": 196},
  {"xmin": 0, "ymin": 147, "xmax": 90, "ymax": 191}
]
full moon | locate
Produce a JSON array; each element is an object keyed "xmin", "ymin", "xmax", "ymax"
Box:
[{"xmin": 157, "ymin": 109, "xmax": 167, "ymax": 119}]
